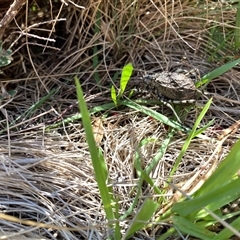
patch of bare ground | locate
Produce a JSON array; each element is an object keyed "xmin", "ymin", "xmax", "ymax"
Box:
[{"xmin": 0, "ymin": 0, "xmax": 240, "ymax": 239}]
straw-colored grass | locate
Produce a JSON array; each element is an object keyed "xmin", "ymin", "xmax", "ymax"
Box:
[{"xmin": 0, "ymin": 0, "xmax": 240, "ymax": 239}]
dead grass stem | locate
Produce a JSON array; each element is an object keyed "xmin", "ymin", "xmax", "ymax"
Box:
[{"xmin": 0, "ymin": 0, "xmax": 240, "ymax": 238}]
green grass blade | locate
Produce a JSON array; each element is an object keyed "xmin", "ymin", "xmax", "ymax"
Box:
[
  {"xmin": 199, "ymin": 58, "xmax": 240, "ymax": 86},
  {"xmin": 23, "ymin": 88, "xmax": 58, "ymax": 120},
  {"xmin": 119, "ymin": 63, "xmax": 133, "ymax": 96},
  {"xmin": 119, "ymin": 131, "xmax": 174, "ymax": 222},
  {"xmin": 213, "ymin": 215, "xmax": 240, "ymax": 239},
  {"xmin": 124, "ymin": 100, "xmax": 186, "ymax": 132},
  {"xmin": 173, "ymin": 177, "xmax": 240, "ymax": 217},
  {"xmin": 48, "ymin": 99, "xmax": 187, "ymax": 132},
  {"xmin": 119, "ymin": 139, "xmax": 159, "ymax": 222},
  {"xmin": 172, "ymin": 216, "xmax": 216, "ymax": 239},
  {"xmin": 145, "ymin": 128, "xmax": 175, "ymax": 176},
  {"xmin": 135, "ymin": 131, "xmax": 175, "ymax": 195},
  {"xmin": 74, "ymin": 76, "xmax": 115, "ymax": 224},
  {"xmin": 194, "ymin": 138, "xmax": 240, "ymax": 198},
  {"xmin": 192, "ymin": 119, "xmax": 214, "ymax": 138},
  {"xmin": 111, "ymin": 85, "xmax": 117, "ymax": 105},
  {"xmin": 235, "ymin": 0, "xmax": 240, "ymax": 48},
  {"xmin": 169, "ymin": 98, "xmax": 212, "ymax": 177},
  {"xmin": 124, "ymin": 199, "xmax": 159, "ymax": 239},
  {"xmin": 172, "ymin": 138, "xmax": 240, "ymax": 218}
]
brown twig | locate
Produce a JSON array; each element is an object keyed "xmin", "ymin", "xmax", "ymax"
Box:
[{"xmin": 0, "ymin": 0, "xmax": 26, "ymax": 39}]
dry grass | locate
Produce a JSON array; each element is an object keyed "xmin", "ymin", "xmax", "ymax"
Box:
[{"xmin": 0, "ymin": 0, "xmax": 240, "ymax": 239}]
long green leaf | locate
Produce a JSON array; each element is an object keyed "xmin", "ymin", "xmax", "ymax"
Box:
[
  {"xmin": 173, "ymin": 177, "xmax": 240, "ymax": 218},
  {"xmin": 172, "ymin": 216, "xmax": 216, "ymax": 239},
  {"xmin": 199, "ymin": 58, "xmax": 240, "ymax": 86},
  {"xmin": 169, "ymin": 98, "xmax": 212, "ymax": 177},
  {"xmin": 213, "ymin": 215, "xmax": 240, "ymax": 239},
  {"xmin": 124, "ymin": 199, "xmax": 159, "ymax": 239},
  {"xmin": 74, "ymin": 76, "xmax": 115, "ymax": 224},
  {"xmin": 194, "ymin": 138, "xmax": 240, "ymax": 198},
  {"xmin": 124, "ymin": 101, "xmax": 186, "ymax": 132},
  {"xmin": 235, "ymin": 0, "xmax": 240, "ymax": 48}
]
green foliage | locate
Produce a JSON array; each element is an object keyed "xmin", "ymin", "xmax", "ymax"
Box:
[
  {"xmin": 120, "ymin": 100, "xmax": 212, "ymax": 239},
  {"xmin": 124, "ymin": 100, "xmax": 186, "ymax": 132},
  {"xmin": 59, "ymin": 59, "xmax": 240, "ymax": 239},
  {"xmin": 119, "ymin": 63, "xmax": 133, "ymax": 95},
  {"xmin": 205, "ymin": 1, "xmax": 240, "ymax": 61},
  {"xmin": 0, "ymin": 41, "xmax": 13, "ymax": 68},
  {"xmin": 169, "ymin": 139, "xmax": 240, "ymax": 239},
  {"xmin": 0, "ymin": 89, "xmax": 17, "ymax": 100},
  {"xmin": 199, "ymin": 58, "xmax": 240, "ymax": 87},
  {"xmin": 69, "ymin": 64, "xmax": 239, "ymax": 239},
  {"xmin": 169, "ymin": 98, "xmax": 213, "ymax": 178},
  {"xmin": 124, "ymin": 199, "xmax": 159, "ymax": 239},
  {"xmin": 75, "ymin": 76, "xmax": 119, "ymax": 237},
  {"xmin": 111, "ymin": 63, "xmax": 133, "ymax": 105},
  {"xmin": 153, "ymin": 138, "xmax": 240, "ymax": 239},
  {"xmin": 235, "ymin": 0, "xmax": 240, "ymax": 48},
  {"xmin": 172, "ymin": 216, "xmax": 216, "ymax": 239}
]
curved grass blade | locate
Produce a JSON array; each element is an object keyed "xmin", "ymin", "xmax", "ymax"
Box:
[{"xmin": 199, "ymin": 58, "xmax": 240, "ymax": 87}]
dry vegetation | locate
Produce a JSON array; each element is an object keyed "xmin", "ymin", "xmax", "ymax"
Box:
[{"xmin": 0, "ymin": 0, "xmax": 240, "ymax": 239}]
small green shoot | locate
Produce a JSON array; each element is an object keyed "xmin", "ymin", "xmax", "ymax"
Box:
[
  {"xmin": 110, "ymin": 85, "xmax": 117, "ymax": 105},
  {"xmin": 111, "ymin": 63, "xmax": 133, "ymax": 105}
]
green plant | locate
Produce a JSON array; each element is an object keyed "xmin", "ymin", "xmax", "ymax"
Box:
[
  {"xmin": 111, "ymin": 62, "xmax": 133, "ymax": 105},
  {"xmin": 74, "ymin": 64, "xmax": 215, "ymax": 239},
  {"xmin": 75, "ymin": 76, "xmax": 119, "ymax": 238},
  {"xmin": 0, "ymin": 41, "xmax": 12, "ymax": 68},
  {"xmin": 167, "ymin": 139, "xmax": 240, "ymax": 240}
]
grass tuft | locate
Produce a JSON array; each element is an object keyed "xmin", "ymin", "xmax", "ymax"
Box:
[{"xmin": 0, "ymin": 0, "xmax": 240, "ymax": 239}]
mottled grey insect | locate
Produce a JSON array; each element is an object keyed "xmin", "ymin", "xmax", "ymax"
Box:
[{"xmin": 142, "ymin": 69, "xmax": 201, "ymax": 104}]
